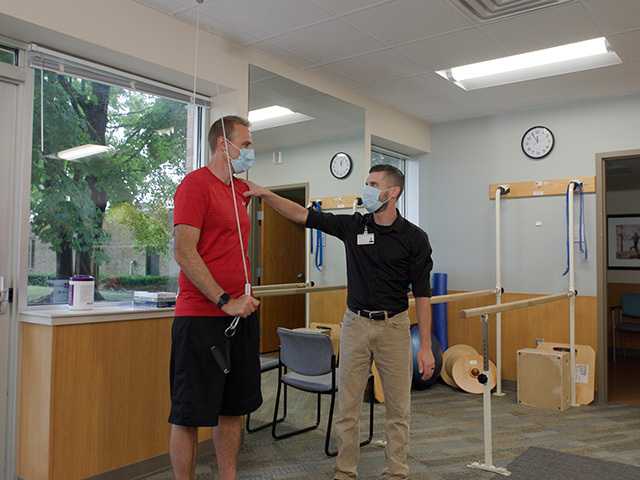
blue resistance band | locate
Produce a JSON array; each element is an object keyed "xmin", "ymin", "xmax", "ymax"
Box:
[
  {"xmin": 310, "ymin": 201, "xmax": 324, "ymax": 271},
  {"xmin": 563, "ymin": 182, "xmax": 588, "ymax": 276}
]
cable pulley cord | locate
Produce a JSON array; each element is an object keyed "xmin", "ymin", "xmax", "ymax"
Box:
[{"xmin": 190, "ymin": 0, "xmax": 250, "ymax": 337}]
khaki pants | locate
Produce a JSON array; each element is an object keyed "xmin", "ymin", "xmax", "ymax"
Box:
[{"xmin": 335, "ymin": 310, "xmax": 412, "ymax": 480}]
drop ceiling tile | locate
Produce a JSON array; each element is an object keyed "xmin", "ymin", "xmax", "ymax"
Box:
[
  {"xmin": 258, "ymin": 19, "xmax": 385, "ymax": 66},
  {"xmin": 393, "ymin": 27, "xmax": 506, "ymax": 70},
  {"xmin": 311, "ymin": 48, "xmax": 426, "ymax": 84},
  {"xmin": 174, "ymin": 8, "xmax": 265, "ymax": 45},
  {"xmin": 343, "ymin": 0, "xmax": 472, "ymax": 46},
  {"xmin": 480, "ymin": 2, "xmax": 600, "ymax": 55},
  {"xmin": 361, "ymin": 73, "xmax": 464, "ymax": 121},
  {"xmin": 252, "ymin": 40, "xmax": 319, "ymax": 69},
  {"xmin": 310, "ymin": 0, "xmax": 395, "ymax": 16},
  {"xmin": 199, "ymin": 0, "xmax": 334, "ymax": 41},
  {"xmin": 582, "ymin": 0, "xmax": 640, "ymax": 34},
  {"xmin": 608, "ymin": 29, "xmax": 640, "ymax": 64},
  {"xmin": 135, "ymin": 0, "xmax": 195, "ymax": 15}
]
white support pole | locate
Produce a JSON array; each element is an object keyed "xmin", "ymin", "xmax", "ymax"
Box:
[
  {"xmin": 494, "ymin": 185, "xmax": 508, "ymax": 397},
  {"xmin": 468, "ymin": 314, "xmax": 511, "ymax": 476},
  {"xmin": 568, "ymin": 181, "xmax": 580, "ymax": 407}
]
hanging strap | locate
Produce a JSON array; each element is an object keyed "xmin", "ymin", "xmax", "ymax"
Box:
[
  {"xmin": 310, "ymin": 201, "xmax": 324, "ymax": 271},
  {"xmin": 563, "ymin": 183, "xmax": 588, "ymax": 276}
]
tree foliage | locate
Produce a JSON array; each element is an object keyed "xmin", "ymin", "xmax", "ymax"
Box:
[{"xmin": 31, "ymin": 69, "xmax": 188, "ymax": 280}]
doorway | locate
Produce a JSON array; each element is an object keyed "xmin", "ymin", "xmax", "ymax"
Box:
[
  {"xmin": 596, "ymin": 150, "xmax": 640, "ymax": 405},
  {"xmin": 253, "ymin": 185, "xmax": 307, "ymax": 352}
]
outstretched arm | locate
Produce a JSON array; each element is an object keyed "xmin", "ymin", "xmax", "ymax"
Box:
[{"xmin": 244, "ymin": 180, "xmax": 308, "ymax": 225}]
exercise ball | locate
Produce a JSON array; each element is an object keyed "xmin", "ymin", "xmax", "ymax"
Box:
[{"xmin": 410, "ymin": 325, "xmax": 443, "ymax": 390}]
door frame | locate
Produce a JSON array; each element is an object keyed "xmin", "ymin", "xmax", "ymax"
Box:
[
  {"xmin": 0, "ymin": 36, "xmax": 34, "ymax": 480},
  {"xmin": 255, "ymin": 182, "xmax": 309, "ymax": 325},
  {"xmin": 595, "ymin": 149, "xmax": 640, "ymax": 404}
]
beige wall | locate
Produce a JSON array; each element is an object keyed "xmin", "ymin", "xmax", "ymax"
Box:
[{"xmin": 0, "ymin": 0, "xmax": 430, "ymax": 153}]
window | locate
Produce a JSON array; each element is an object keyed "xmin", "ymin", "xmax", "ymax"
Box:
[
  {"xmin": 0, "ymin": 45, "xmax": 17, "ymax": 66},
  {"xmin": 28, "ymin": 53, "xmax": 208, "ymax": 306},
  {"xmin": 371, "ymin": 146, "xmax": 407, "ymax": 216}
]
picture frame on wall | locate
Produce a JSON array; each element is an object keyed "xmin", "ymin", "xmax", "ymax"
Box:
[{"xmin": 607, "ymin": 214, "xmax": 640, "ymax": 270}]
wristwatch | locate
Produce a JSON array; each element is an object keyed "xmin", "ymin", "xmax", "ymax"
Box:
[{"xmin": 217, "ymin": 292, "xmax": 231, "ymax": 309}]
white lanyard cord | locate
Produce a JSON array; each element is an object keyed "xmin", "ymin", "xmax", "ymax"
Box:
[{"xmin": 191, "ymin": 0, "xmax": 250, "ymax": 337}]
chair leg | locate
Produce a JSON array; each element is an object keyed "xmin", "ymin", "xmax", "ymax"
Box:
[
  {"xmin": 247, "ymin": 385, "xmax": 287, "ymax": 433},
  {"xmin": 325, "ymin": 377, "xmax": 375, "ymax": 457},
  {"xmin": 246, "ymin": 373, "xmax": 287, "ymax": 434},
  {"xmin": 325, "ymin": 390, "xmax": 338, "ymax": 457},
  {"xmin": 271, "ymin": 377, "xmax": 284, "ymax": 439},
  {"xmin": 272, "ymin": 387, "xmax": 322, "ymax": 441},
  {"xmin": 364, "ymin": 376, "xmax": 374, "ymax": 445}
]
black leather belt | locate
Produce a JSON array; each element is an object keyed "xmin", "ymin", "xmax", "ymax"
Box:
[{"xmin": 351, "ymin": 308, "xmax": 401, "ymax": 321}]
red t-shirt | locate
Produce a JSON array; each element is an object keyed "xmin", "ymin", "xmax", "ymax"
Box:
[{"xmin": 173, "ymin": 167, "xmax": 251, "ymax": 317}]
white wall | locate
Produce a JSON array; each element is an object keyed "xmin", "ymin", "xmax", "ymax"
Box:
[
  {"xmin": 607, "ymin": 189, "xmax": 640, "ymax": 284},
  {"xmin": 422, "ymin": 94, "xmax": 640, "ymax": 296},
  {"xmin": 251, "ymin": 135, "xmax": 366, "ymax": 286}
]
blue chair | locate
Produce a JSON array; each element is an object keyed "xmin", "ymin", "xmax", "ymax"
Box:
[
  {"xmin": 272, "ymin": 327, "xmax": 374, "ymax": 457},
  {"xmin": 611, "ymin": 293, "xmax": 640, "ymax": 362}
]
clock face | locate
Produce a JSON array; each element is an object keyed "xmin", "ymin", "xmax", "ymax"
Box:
[
  {"xmin": 522, "ymin": 126, "xmax": 554, "ymax": 160},
  {"xmin": 330, "ymin": 152, "xmax": 353, "ymax": 179}
]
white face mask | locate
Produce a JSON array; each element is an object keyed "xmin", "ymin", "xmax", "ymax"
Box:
[{"xmin": 361, "ymin": 184, "xmax": 389, "ymax": 213}]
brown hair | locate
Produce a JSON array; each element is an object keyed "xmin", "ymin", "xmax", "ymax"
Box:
[
  {"xmin": 208, "ymin": 116, "xmax": 250, "ymax": 152},
  {"xmin": 369, "ymin": 164, "xmax": 405, "ymax": 196}
]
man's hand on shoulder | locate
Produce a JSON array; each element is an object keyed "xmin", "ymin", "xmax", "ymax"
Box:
[{"xmin": 243, "ymin": 180, "xmax": 271, "ymax": 200}]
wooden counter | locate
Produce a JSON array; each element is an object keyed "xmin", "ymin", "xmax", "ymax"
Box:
[{"xmin": 18, "ymin": 310, "xmax": 211, "ymax": 480}]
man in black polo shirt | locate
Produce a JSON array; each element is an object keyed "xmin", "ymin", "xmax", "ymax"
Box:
[{"xmin": 244, "ymin": 164, "xmax": 434, "ymax": 479}]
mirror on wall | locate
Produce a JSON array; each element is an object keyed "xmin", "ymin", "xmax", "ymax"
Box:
[{"xmin": 247, "ymin": 65, "xmax": 365, "ymax": 351}]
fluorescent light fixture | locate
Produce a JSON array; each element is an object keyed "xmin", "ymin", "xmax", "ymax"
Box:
[
  {"xmin": 248, "ymin": 105, "xmax": 294, "ymax": 122},
  {"xmin": 248, "ymin": 105, "xmax": 314, "ymax": 132},
  {"xmin": 437, "ymin": 37, "xmax": 622, "ymax": 90},
  {"xmin": 54, "ymin": 144, "xmax": 113, "ymax": 161}
]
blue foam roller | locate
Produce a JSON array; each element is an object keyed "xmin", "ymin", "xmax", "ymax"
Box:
[{"xmin": 432, "ymin": 272, "xmax": 448, "ymax": 351}]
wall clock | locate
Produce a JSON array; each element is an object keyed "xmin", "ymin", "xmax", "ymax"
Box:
[
  {"xmin": 330, "ymin": 152, "xmax": 353, "ymax": 179},
  {"xmin": 522, "ymin": 126, "xmax": 554, "ymax": 160}
]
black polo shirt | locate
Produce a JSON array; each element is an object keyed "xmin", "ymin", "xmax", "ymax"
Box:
[{"xmin": 306, "ymin": 208, "xmax": 433, "ymax": 313}]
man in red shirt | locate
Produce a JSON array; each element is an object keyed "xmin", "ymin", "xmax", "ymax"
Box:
[{"xmin": 170, "ymin": 116, "xmax": 261, "ymax": 480}]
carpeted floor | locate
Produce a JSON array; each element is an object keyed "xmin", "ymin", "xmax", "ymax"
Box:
[
  {"xmin": 506, "ymin": 447, "xmax": 640, "ymax": 479},
  {"xmin": 142, "ymin": 370, "xmax": 640, "ymax": 480}
]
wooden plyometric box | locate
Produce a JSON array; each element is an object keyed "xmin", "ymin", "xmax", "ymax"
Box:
[
  {"xmin": 517, "ymin": 348, "xmax": 571, "ymax": 412},
  {"xmin": 309, "ymin": 322, "xmax": 342, "ymax": 355},
  {"xmin": 537, "ymin": 342, "xmax": 595, "ymax": 405}
]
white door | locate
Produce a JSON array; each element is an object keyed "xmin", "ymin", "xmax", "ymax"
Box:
[{"xmin": 0, "ymin": 59, "xmax": 30, "ymax": 480}]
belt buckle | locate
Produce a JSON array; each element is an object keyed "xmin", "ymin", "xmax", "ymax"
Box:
[{"xmin": 370, "ymin": 310, "xmax": 387, "ymax": 321}]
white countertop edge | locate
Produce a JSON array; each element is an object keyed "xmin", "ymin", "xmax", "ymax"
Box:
[{"xmin": 20, "ymin": 305, "xmax": 175, "ymax": 326}]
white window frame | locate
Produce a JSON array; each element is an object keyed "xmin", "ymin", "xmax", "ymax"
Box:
[{"xmin": 371, "ymin": 145, "xmax": 409, "ymax": 217}]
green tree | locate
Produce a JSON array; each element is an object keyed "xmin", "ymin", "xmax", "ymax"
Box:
[{"xmin": 31, "ymin": 70, "xmax": 187, "ymax": 299}]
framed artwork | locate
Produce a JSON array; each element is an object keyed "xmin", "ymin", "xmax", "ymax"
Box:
[{"xmin": 608, "ymin": 214, "xmax": 640, "ymax": 269}]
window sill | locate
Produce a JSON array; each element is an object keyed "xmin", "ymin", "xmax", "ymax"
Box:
[{"xmin": 20, "ymin": 303, "xmax": 175, "ymax": 326}]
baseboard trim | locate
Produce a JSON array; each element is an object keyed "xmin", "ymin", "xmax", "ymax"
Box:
[{"xmin": 87, "ymin": 440, "xmax": 213, "ymax": 480}]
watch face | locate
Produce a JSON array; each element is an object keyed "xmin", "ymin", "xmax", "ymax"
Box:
[
  {"xmin": 330, "ymin": 152, "xmax": 353, "ymax": 179},
  {"xmin": 522, "ymin": 126, "xmax": 554, "ymax": 160}
]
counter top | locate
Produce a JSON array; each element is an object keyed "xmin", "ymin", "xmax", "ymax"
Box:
[{"xmin": 20, "ymin": 303, "xmax": 175, "ymax": 326}]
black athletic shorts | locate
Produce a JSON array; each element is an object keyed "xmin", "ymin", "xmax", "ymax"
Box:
[{"xmin": 168, "ymin": 314, "xmax": 262, "ymax": 427}]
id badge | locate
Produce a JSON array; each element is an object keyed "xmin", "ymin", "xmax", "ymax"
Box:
[{"xmin": 357, "ymin": 232, "xmax": 375, "ymax": 245}]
